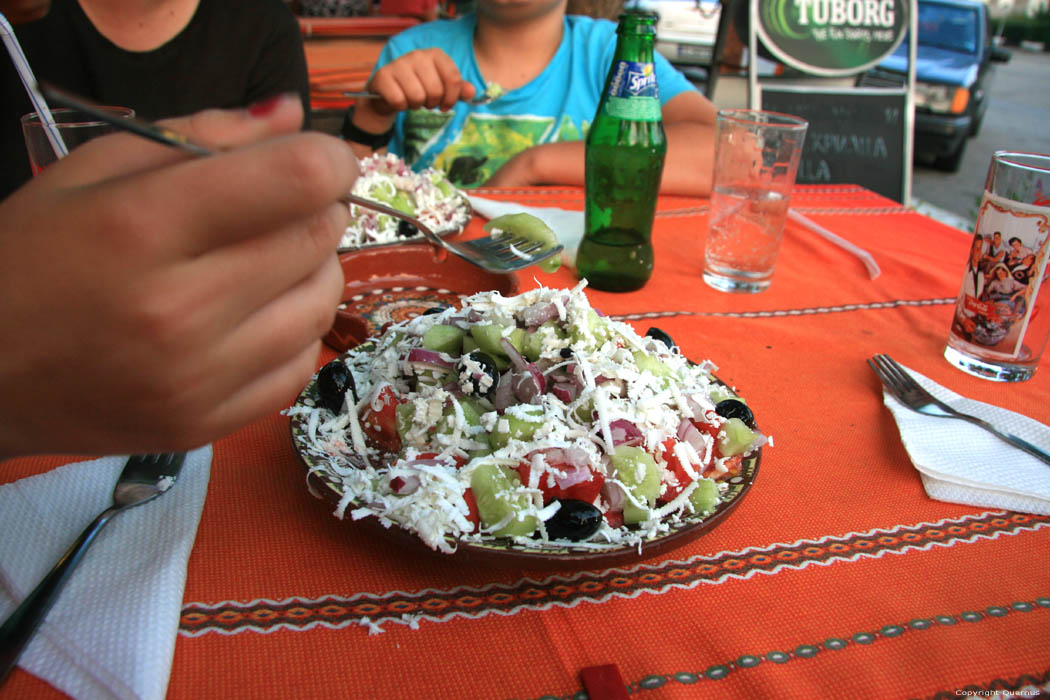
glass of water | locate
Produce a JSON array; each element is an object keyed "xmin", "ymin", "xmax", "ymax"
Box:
[{"xmin": 702, "ymin": 109, "xmax": 808, "ymax": 294}]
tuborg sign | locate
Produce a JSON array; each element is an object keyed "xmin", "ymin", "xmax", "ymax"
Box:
[{"xmin": 755, "ymin": 0, "xmax": 909, "ymax": 77}]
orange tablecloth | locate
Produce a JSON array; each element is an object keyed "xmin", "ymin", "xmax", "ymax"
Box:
[{"xmin": 4, "ymin": 185, "xmax": 1049, "ymax": 699}]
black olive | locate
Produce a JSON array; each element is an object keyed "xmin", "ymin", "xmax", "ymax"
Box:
[
  {"xmin": 559, "ymin": 347, "xmax": 574, "ymax": 358},
  {"xmin": 456, "ymin": 350, "xmax": 500, "ymax": 397},
  {"xmin": 397, "ymin": 219, "xmax": 419, "ymax": 238},
  {"xmin": 316, "ymin": 360, "xmax": 357, "ymax": 413},
  {"xmin": 421, "ymin": 305, "xmax": 448, "ymax": 316},
  {"xmin": 715, "ymin": 398, "xmax": 755, "ymax": 428},
  {"xmin": 545, "ymin": 499, "xmax": 602, "ymax": 541},
  {"xmin": 645, "ymin": 327, "xmax": 675, "ymax": 348}
]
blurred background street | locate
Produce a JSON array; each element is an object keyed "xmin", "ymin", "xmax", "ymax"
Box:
[{"xmin": 911, "ymin": 46, "xmax": 1050, "ymax": 232}]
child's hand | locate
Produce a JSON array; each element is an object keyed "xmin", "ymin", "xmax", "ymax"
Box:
[{"xmin": 364, "ymin": 48, "xmax": 478, "ymax": 114}]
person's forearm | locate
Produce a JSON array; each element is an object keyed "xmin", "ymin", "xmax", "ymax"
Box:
[
  {"xmin": 487, "ymin": 124, "xmax": 713, "ymax": 195},
  {"xmin": 661, "ymin": 120, "xmax": 715, "ymax": 196}
]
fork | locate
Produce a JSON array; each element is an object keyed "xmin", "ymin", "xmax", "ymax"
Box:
[
  {"xmin": 341, "ymin": 90, "xmax": 498, "ymax": 106},
  {"xmin": 0, "ymin": 452, "xmax": 186, "ymax": 681},
  {"xmin": 39, "ymin": 82, "xmax": 561, "ymax": 274},
  {"xmin": 342, "ymin": 192, "xmax": 556, "ymax": 272},
  {"xmin": 867, "ymin": 354, "xmax": 1050, "ymax": 466}
]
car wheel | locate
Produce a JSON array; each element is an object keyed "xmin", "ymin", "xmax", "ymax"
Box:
[{"xmin": 935, "ymin": 139, "xmax": 967, "ymax": 172}]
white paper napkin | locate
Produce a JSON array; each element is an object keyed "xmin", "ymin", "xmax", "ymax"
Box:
[
  {"xmin": 467, "ymin": 195, "xmax": 585, "ymax": 268},
  {"xmin": 880, "ymin": 365, "xmax": 1050, "ymax": 515},
  {"xmin": 0, "ymin": 447, "xmax": 211, "ymax": 700}
]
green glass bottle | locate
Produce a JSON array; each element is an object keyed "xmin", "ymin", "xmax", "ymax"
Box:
[{"xmin": 576, "ymin": 10, "xmax": 667, "ymax": 293}]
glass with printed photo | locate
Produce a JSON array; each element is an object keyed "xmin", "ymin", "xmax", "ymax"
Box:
[{"xmin": 945, "ymin": 152, "xmax": 1050, "ymax": 382}]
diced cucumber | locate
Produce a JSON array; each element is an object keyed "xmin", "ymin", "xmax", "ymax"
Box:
[
  {"xmin": 470, "ymin": 463, "xmax": 537, "ymax": 536},
  {"xmin": 631, "ymin": 350, "xmax": 676, "ymax": 379},
  {"xmin": 368, "ymin": 180, "xmax": 396, "ymax": 205},
  {"xmin": 470, "ymin": 324, "xmax": 525, "ymax": 362},
  {"xmin": 422, "ymin": 324, "xmax": 465, "ymax": 354},
  {"xmin": 414, "ymin": 368, "xmax": 451, "ymax": 388},
  {"xmin": 483, "ymin": 213, "xmax": 561, "ymax": 273},
  {"xmin": 436, "ymin": 397, "xmax": 491, "ymax": 451},
  {"xmin": 689, "ymin": 477, "xmax": 719, "ymax": 515},
  {"xmin": 395, "ymin": 402, "xmax": 417, "ymax": 443},
  {"xmin": 708, "ymin": 387, "xmax": 738, "ymax": 404},
  {"xmin": 432, "ymin": 175, "xmax": 456, "ymax": 199},
  {"xmin": 523, "ymin": 320, "xmax": 565, "ymax": 361},
  {"xmin": 719, "ymin": 417, "xmax": 755, "ymax": 457},
  {"xmin": 490, "ymin": 405, "xmax": 544, "ymax": 450},
  {"xmin": 569, "ymin": 309, "xmax": 608, "ymax": 344},
  {"xmin": 470, "ymin": 324, "xmax": 506, "ymax": 357},
  {"xmin": 610, "ymin": 445, "xmax": 661, "ymax": 524}
]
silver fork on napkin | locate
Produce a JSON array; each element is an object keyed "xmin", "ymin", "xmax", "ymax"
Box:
[
  {"xmin": 38, "ymin": 82, "xmax": 560, "ymax": 274},
  {"xmin": 0, "ymin": 452, "xmax": 186, "ymax": 682},
  {"xmin": 868, "ymin": 354, "xmax": 1050, "ymax": 466}
]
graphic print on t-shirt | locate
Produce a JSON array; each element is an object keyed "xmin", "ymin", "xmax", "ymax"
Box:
[{"xmin": 402, "ymin": 110, "xmax": 590, "ymax": 188}]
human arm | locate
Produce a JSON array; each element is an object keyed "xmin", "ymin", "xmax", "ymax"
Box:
[
  {"xmin": 0, "ymin": 95, "xmax": 358, "ymax": 458},
  {"xmin": 483, "ymin": 90, "xmax": 717, "ymax": 196}
]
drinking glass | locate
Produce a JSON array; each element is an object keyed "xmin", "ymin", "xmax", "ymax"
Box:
[
  {"xmin": 945, "ymin": 151, "xmax": 1050, "ymax": 382},
  {"xmin": 702, "ymin": 109, "xmax": 808, "ymax": 293},
  {"xmin": 21, "ymin": 106, "xmax": 135, "ymax": 175}
]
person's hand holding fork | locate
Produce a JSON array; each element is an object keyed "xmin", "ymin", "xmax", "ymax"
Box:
[{"xmin": 0, "ymin": 94, "xmax": 359, "ymax": 460}]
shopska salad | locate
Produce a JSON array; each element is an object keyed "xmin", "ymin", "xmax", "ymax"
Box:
[
  {"xmin": 340, "ymin": 153, "xmax": 470, "ymax": 249},
  {"xmin": 288, "ymin": 283, "xmax": 766, "ymax": 554}
]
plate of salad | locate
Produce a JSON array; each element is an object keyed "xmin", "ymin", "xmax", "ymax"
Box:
[
  {"xmin": 287, "ymin": 284, "xmax": 764, "ymax": 567},
  {"xmin": 339, "ymin": 153, "xmax": 471, "ymax": 251}
]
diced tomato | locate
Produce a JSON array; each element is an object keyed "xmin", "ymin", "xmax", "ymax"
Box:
[
  {"xmin": 515, "ymin": 453, "xmax": 605, "ymax": 504},
  {"xmin": 463, "ymin": 488, "xmax": 480, "ymax": 530},
  {"xmin": 692, "ymin": 412, "xmax": 728, "ymax": 459},
  {"xmin": 360, "ymin": 385, "xmax": 403, "ymax": 452},
  {"xmin": 603, "ymin": 509, "xmax": 624, "ymax": 529},
  {"xmin": 656, "ymin": 438, "xmax": 693, "ymax": 503},
  {"xmin": 705, "ymin": 455, "xmax": 743, "ymax": 481},
  {"xmin": 416, "ymin": 451, "xmax": 468, "ymax": 468}
]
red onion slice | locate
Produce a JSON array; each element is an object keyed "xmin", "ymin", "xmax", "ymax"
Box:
[
  {"xmin": 512, "ymin": 365, "xmax": 546, "ymax": 404},
  {"xmin": 609, "ymin": 419, "xmax": 643, "ymax": 447},
  {"xmin": 677, "ymin": 418, "xmax": 707, "ymax": 453},
  {"xmin": 554, "ymin": 464, "xmax": 593, "ymax": 490},
  {"xmin": 492, "ymin": 370, "xmax": 516, "ymax": 412},
  {"xmin": 406, "ymin": 348, "xmax": 454, "ymax": 372},
  {"xmin": 551, "ymin": 382, "xmax": 578, "ymax": 404},
  {"xmin": 520, "ymin": 302, "xmax": 559, "ymax": 328}
]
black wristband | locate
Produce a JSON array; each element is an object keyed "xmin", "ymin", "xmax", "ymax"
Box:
[{"xmin": 341, "ymin": 108, "xmax": 394, "ymax": 148}]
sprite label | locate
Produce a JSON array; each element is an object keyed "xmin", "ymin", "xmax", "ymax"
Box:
[{"xmin": 604, "ymin": 60, "xmax": 660, "ymax": 121}]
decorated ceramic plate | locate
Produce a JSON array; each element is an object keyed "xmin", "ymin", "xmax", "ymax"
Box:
[
  {"xmin": 325, "ymin": 244, "xmax": 520, "ymax": 352},
  {"xmin": 293, "ymin": 285, "xmax": 762, "ymax": 569}
]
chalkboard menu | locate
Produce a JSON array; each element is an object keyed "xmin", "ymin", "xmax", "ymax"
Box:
[{"xmin": 760, "ymin": 86, "xmax": 907, "ymax": 203}]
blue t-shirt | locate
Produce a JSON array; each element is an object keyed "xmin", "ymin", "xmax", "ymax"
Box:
[{"xmin": 375, "ymin": 13, "xmax": 696, "ymax": 188}]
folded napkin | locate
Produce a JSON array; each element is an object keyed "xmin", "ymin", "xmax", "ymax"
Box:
[
  {"xmin": 467, "ymin": 195, "xmax": 585, "ymax": 268},
  {"xmin": 880, "ymin": 365, "xmax": 1050, "ymax": 515},
  {"xmin": 0, "ymin": 447, "xmax": 211, "ymax": 700}
]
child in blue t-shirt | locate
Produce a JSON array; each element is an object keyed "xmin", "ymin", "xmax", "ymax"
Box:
[{"xmin": 343, "ymin": 0, "xmax": 717, "ymax": 194}]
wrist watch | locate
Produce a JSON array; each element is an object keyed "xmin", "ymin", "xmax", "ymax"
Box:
[{"xmin": 341, "ymin": 108, "xmax": 394, "ymax": 149}]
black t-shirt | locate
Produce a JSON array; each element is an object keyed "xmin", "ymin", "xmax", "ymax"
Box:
[{"xmin": 1, "ymin": 0, "xmax": 310, "ymax": 200}]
